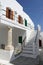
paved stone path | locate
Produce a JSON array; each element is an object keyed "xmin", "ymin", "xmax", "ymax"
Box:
[{"xmin": 11, "ymin": 56, "xmax": 39, "ymax": 65}]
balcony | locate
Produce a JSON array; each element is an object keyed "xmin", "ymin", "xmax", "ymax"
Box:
[{"xmin": 0, "ymin": 9, "xmax": 33, "ymax": 30}]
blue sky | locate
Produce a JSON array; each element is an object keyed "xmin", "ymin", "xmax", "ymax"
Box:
[{"xmin": 17, "ymin": 0, "xmax": 43, "ymax": 31}]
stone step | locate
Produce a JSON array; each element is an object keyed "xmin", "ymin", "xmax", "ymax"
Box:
[
  {"xmin": 23, "ymin": 47, "xmax": 33, "ymax": 51},
  {"xmin": 25, "ymin": 45, "xmax": 33, "ymax": 48},
  {"xmin": 21, "ymin": 53, "xmax": 37, "ymax": 58},
  {"xmin": 22, "ymin": 50, "xmax": 33, "ymax": 54},
  {"xmin": 22, "ymin": 53, "xmax": 33, "ymax": 58},
  {"xmin": 26, "ymin": 44, "xmax": 33, "ymax": 46},
  {"xmin": 26, "ymin": 42, "xmax": 33, "ymax": 45}
]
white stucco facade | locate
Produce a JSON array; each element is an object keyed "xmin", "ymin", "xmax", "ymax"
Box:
[
  {"xmin": 0, "ymin": 0, "xmax": 34, "ymax": 46},
  {"xmin": 0, "ymin": 0, "xmax": 36, "ymax": 63}
]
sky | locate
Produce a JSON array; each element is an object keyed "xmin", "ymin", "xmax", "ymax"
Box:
[{"xmin": 17, "ymin": 0, "xmax": 43, "ymax": 31}]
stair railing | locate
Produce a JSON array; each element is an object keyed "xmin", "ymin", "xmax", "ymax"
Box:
[{"xmin": 33, "ymin": 25, "xmax": 41, "ymax": 57}]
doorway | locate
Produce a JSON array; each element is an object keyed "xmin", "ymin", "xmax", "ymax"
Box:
[{"xmin": 39, "ymin": 39, "xmax": 42, "ymax": 47}]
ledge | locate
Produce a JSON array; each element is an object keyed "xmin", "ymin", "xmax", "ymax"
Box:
[{"xmin": 0, "ymin": 18, "xmax": 31, "ymax": 31}]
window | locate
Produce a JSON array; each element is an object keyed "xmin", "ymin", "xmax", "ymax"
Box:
[
  {"xmin": 39, "ymin": 39, "xmax": 42, "ymax": 47},
  {"xmin": 18, "ymin": 36, "xmax": 22, "ymax": 44},
  {"xmin": 18, "ymin": 15, "xmax": 23, "ymax": 24},
  {"xmin": 10, "ymin": 10, "xmax": 14, "ymax": 20},
  {"xmin": 24, "ymin": 19, "xmax": 27, "ymax": 26},
  {"xmin": 6, "ymin": 7, "xmax": 14, "ymax": 20},
  {"xmin": 6, "ymin": 7, "xmax": 10, "ymax": 18}
]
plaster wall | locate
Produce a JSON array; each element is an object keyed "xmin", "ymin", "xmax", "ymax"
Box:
[
  {"xmin": 12, "ymin": 27, "xmax": 26, "ymax": 48},
  {"xmin": 0, "ymin": 26, "xmax": 8, "ymax": 48},
  {"xmin": 1, "ymin": 0, "xmax": 23, "ymax": 16},
  {"xmin": 0, "ymin": 0, "xmax": 34, "ymax": 28},
  {"xmin": 22, "ymin": 12, "xmax": 34, "ymax": 28}
]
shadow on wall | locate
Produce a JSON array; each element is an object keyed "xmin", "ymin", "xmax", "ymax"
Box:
[
  {"xmin": 12, "ymin": 27, "xmax": 26, "ymax": 49},
  {"xmin": 0, "ymin": 26, "xmax": 8, "ymax": 49}
]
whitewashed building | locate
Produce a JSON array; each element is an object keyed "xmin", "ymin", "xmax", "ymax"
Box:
[{"xmin": 0, "ymin": 0, "xmax": 41, "ymax": 64}]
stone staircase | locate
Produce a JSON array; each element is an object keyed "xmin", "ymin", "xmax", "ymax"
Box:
[{"xmin": 21, "ymin": 30, "xmax": 38, "ymax": 58}]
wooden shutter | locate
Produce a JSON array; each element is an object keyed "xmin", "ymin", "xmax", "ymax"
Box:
[
  {"xmin": 18, "ymin": 15, "xmax": 23, "ymax": 24},
  {"xmin": 25, "ymin": 19, "xmax": 27, "ymax": 26},
  {"xmin": 6, "ymin": 7, "xmax": 14, "ymax": 20},
  {"xmin": 10, "ymin": 10, "xmax": 14, "ymax": 20},
  {"xmin": 6, "ymin": 7, "xmax": 10, "ymax": 18}
]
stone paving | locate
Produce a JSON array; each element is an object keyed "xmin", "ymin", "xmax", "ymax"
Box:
[{"xmin": 11, "ymin": 56, "xmax": 39, "ymax": 65}]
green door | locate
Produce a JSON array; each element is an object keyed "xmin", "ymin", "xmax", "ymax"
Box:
[{"xmin": 18, "ymin": 36, "xmax": 22, "ymax": 44}]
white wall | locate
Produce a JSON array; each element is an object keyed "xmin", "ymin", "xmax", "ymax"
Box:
[
  {"xmin": 0, "ymin": 0, "xmax": 34, "ymax": 28},
  {"xmin": 0, "ymin": 26, "xmax": 8, "ymax": 48},
  {"xmin": 0, "ymin": 0, "xmax": 34, "ymax": 31},
  {"xmin": 0, "ymin": 26, "xmax": 32, "ymax": 49},
  {"xmin": 1, "ymin": 0, "xmax": 23, "ymax": 15},
  {"xmin": 22, "ymin": 11, "xmax": 34, "ymax": 29},
  {"xmin": 0, "ymin": 0, "xmax": 35, "ymax": 48},
  {"xmin": 0, "ymin": 26, "xmax": 26, "ymax": 49},
  {"xmin": 12, "ymin": 27, "xmax": 34, "ymax": 47},
  {"xmin": 25, "ymin": 29, "xmax": 34, "ymax": 45},
  {"xmin": 12, "ymin": 27, "xmax": 26, "ymax": 48},
  {"xmin": 0, "ymin": 49, "xmax": 14, "ymax": 62}
]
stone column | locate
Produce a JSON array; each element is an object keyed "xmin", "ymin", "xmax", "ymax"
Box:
[{"xmin": 5, "ymin": 27, "xmax": 14, "ymax": 51}]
